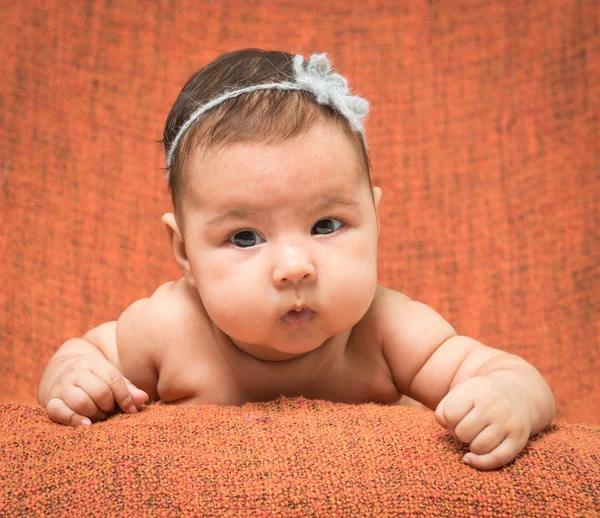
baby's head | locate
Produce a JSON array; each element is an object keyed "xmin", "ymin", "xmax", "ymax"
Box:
[{"xmin": 161, "ymin": 49, "xmax": 382, "ymax": 361}]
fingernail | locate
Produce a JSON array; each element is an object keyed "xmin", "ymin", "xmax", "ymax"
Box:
[
  {"xmin": 463, "ymin": 454, "xmax": 473, "ymax": 465},
  {"xmin": 81, "ymin": 418, "xmax": 92, "ymax": 426},
  {"xmin": 127, "ymin": 404, "xmax": 138, "ymax": 414}
]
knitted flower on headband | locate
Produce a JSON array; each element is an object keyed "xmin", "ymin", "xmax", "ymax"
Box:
[
  {"xmin": 292, "ymin": 53, "xmax": 370, "ymax": 138},
  {"xmin": 166, "ymin": 52, "xmax": 370, "ymax": 170}
]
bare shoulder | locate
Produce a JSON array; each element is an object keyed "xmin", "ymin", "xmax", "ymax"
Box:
[
  {"xmin": 131, "ymin": 278, "xmax": 204, "ymax": 317},
  {"xmin": 118, "ymin": 280, "xmax": 181, "ymax": 335},
  {"xmin": 375, "ymin": 286, "xmax": 454, "ymax": 338},
  {"xmin": 349, "ymin": 285, "xmax": 408, "ymax": 348},
  {"xmin": 118, "ymin": 278, "xmax": 203, "ymax": 348},
  {"xmin": 364, "ymin": 285, "xmax": 411, "ymax": 336},
  {"xmin": 146, "ymin": 278, "xmax": 197, "ymax": 316},
  {"xmin": 151, "ymin": 277, "xmax": 213, "ymax": 328},
  {"xmin": 372, "ymin": 284, "xmax": 411, "ymax": 307}
]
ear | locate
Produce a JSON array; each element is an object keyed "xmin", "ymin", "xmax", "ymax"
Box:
[
  {"xmin": 372, "ymin": 186, "xmax": 382, "ymax": 237},
  {"xmin": 161, "ymin": 213, "xmax": 196, "ymax": 287}
]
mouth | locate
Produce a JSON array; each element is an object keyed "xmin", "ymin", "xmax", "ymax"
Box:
[{"xmin": 279, "ymin": 306, "xmax": 316, "ymax": 328}]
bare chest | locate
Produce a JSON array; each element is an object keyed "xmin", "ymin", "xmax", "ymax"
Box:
[{"xmin": 155, "ymin": 314, "xmax": 401, "ymax": 407}]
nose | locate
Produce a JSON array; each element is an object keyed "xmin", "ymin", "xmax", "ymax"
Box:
[{"xmin": 273, "ymin": 244, "xmax": 317, "ymax": 287}]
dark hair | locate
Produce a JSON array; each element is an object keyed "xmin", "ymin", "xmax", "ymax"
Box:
[{"xmin": 160, "ymin": 48, "xmax": 372, "ymax": 221}]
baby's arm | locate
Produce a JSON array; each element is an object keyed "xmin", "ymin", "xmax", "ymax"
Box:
[
  {"xmin": 381, "ymin": 292, "xmax": 555, "ymax": 470},
  {"xmin": 38, "ymin": 296, "xmax": 161, "ymax": 427}
]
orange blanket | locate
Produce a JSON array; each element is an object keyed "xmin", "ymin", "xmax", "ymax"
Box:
[{"xmin": 1, "ymin": 398, "xmax": 598, "ymax": 515}]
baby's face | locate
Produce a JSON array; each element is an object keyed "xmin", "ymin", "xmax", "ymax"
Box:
[{"xmin": 174, "ymin": 122, "xmax": 381, "ymax": 360}]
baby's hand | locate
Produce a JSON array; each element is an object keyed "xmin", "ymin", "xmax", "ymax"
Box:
[
  {"xmin": 434, "ymin": 375, "xmax": 533, "ymax": 470},
  {"xmin": 45, "ymin": 356, "xmax": 149, "ymax": 427}
]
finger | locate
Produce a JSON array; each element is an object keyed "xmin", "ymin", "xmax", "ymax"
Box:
[
  {"xmin": 434, "ymin": 396, "xmax": 449, "ymax": 428},
  {"xmin": 92, "ymin": 364, "xmax": 137, "ymax": 414},
  {"xmin": 468, "ymin": 424, "xmax": 506, "ymax": 455},
  {"xmin": 123, "ymin": 378, "xmax": 149, "ymax": 407},
  {"xmin": 453, "ymin": 406, "xmax": 490, "ymax": 444},
  {"xmin": 46, "ymin": 397, "xmax": 92, "ymax": 428},
  {"xmin": 435, "ymin": 389, "xmax": 475, "ymax": 429},
  {"xmin": 72, "ymin": 370, "xmax": 113, "ymax": 417},
  {"xmin": 463, "ymin": 435, "xmax": 519, "ymax": 471},
  {"xmin": 60, "ymin": 384, "xmax": 103, "ymax": 420}
]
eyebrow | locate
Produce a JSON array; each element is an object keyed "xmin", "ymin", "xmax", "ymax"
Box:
[{"xmin": 205, "ymin": 195, "xmax": 360, "ymax": 227}]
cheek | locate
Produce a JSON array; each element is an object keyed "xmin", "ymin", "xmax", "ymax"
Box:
[
  {"xmin": 337, "ymin": 223, "xmax": 379, "ymax": 271},
  {"xmin": 328, "ymin": 253, "xmax": 377, "ymax": 312},
  {"xmin": 191, "ymin": 250, "xmax": 270, "ymax": 324},
  {"xmin": 317, "ymin": 231, "xmax": 378, "ymax": 316}
]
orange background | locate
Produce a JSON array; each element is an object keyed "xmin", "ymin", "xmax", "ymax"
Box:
[{"xmin": 1, "ymin": 1, "xmax": 598, "ymax": 425}]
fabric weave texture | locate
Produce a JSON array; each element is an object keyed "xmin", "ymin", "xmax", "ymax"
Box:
[{"xmin": 1, "ymin": 398, "xmax": 599, "ymax": 516}]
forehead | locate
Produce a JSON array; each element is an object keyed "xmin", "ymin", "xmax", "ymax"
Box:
[{"xmin": 186, "ymin": 123, "xmax": 367, "ymax": 208}]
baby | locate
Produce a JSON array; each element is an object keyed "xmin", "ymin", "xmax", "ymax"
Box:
[{"xmin": 38, "ymin": 49, "xmax": 555, "ymax": 471}]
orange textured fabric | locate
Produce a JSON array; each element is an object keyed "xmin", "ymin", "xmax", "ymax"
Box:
[
  {"xmin": 1, "ymin": 1, "xmax": 598, "ymax": 426},
  {"xmin": 1, "ymin": 398, "xmax": 599, "ymax": 516}
]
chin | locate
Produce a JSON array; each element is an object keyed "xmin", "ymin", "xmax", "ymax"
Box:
[{"xmin": 265, "ymin": 333, "xmax": 325, "ymax": 352}]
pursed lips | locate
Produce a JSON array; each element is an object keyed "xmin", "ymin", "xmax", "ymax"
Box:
[{"xmin": 279, "ymin": 305, "xmax": 316, "ymax": 325}]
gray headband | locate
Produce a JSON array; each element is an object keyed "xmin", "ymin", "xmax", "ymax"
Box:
[{"xmin": 165, "ymin": 53, "xmax": 369, "ymax": 173}]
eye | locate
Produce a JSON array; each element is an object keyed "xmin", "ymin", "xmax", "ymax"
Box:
[
  {"xmin": 227, "ymin": 218, "xmax": 346, "ymax": 249},
  {"xmin": 229, "ymin": 230, "xmax": 265, "ymax": 248},
  {"xmin": 312, "ymin": 218, "xmax": 345, "ymax": 235}
]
